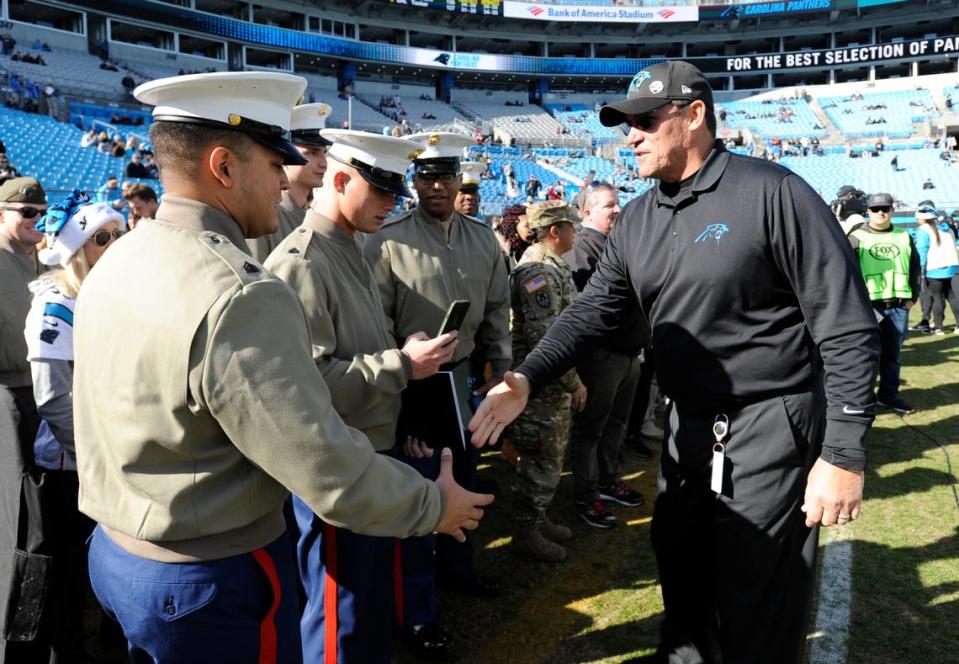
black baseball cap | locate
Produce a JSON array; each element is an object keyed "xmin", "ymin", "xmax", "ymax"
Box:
[
  {"xmin": 866, "ymin": 192, "xmax": 894, "ymax": 208},
  {"xmin": 599, "ymin": 61, "xmax": 714, "ymax": 128}
]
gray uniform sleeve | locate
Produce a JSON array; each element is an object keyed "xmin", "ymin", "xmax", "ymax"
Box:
[
  {"xmin": 267, "ymin": 254, "xmax": 410, "ymax": 422},
  {"xmin": 769, "ymin": 175, "xmax": 880, "ymax": 471},
  {"xmin": 476, "ymin": 233, "xmax": 512, "ymax": 376},
  {"xmin": 362, "ymin": 233, "xmax": 399, "ymax": 339},
  {"xmin": 31, "ymin": 358, "xmax": 75, "ymax": 458},
  {"xmin": 193, "ymin": 280, "xmax": 445, "ymax": 538}
]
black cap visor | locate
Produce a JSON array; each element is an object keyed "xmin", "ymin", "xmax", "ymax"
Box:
[
  {"xmin": 329, "ymin": 153, "xmax": 412, "ymax": 198},
  {"xmin": 599, "ymin": 97, "xmax": 669, "ymax": 127},
  {"xmin": 414, "ymin": 158, "xmax": 460, "ymax": 176},
  {"xmin": 291, "ymin": 129, "xmax": 333, "ymax": 148},
  {"xmin": 153, "ymin": 115, "xmax": 308, "ymax": 165}
]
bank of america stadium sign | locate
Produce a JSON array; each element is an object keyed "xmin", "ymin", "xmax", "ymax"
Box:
[{"xmin": 502, "ymin": 1, "xmax": 699, "ymax": 23}]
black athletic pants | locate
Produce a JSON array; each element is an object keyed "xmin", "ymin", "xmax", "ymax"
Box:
[
  {"xmin": 926, "ymin": 276, "xmax": 959, "ymax": 329},
  {"xmin": 651, "ymin": 389, "xmax": 823, "ymax": 664}
]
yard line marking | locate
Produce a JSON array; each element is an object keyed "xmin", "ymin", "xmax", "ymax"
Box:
[{"xmin": 808, "ymin": 525, "xmax": 853, "ymax": 664}]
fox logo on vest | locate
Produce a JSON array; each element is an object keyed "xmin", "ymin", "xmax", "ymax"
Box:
[{"xmin": 868, "ymin": 243, "xmax": 901, "ymax": 261}]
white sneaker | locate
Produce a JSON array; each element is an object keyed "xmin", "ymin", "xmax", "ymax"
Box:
[{"xmin": 933, "ymin": 327, "xmax": 946, "ymax": 335}]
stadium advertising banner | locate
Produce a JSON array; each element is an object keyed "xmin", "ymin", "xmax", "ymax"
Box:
[
  {"xmin": 502, "ymin": 1, "xmax": 698, "ymax": 23},
  {"xmin": 700, "ymin": 35, "xmax": 959, "ymax": 73}
]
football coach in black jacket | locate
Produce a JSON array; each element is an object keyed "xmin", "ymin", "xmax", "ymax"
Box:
[{"xmin": 469, "ymin": 61, "xmax": 879, "ymax": 664}]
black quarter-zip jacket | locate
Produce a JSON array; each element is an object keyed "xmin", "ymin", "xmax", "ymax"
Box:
[{"xmin": 518, "ymin": 142, "xmax": 880, "ymax": 470}]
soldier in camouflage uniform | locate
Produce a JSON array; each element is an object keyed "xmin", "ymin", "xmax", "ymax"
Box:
[{"xmin": 507, "ymin": 201, "xmax": 587, "ymax": 562}]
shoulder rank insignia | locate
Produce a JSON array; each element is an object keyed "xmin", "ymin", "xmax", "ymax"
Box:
[{"xmin": 523, "ymin": 275, "xmax": 547, "ymax": 294}]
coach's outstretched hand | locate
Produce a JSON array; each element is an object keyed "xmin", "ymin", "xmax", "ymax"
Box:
[
  {"xmin": 468, "ymin": 370, "xmax": 530, "ymax": 447},
  {"xmin": 434, "ymin": 448, "xmax": 494, "ymax": 542}
]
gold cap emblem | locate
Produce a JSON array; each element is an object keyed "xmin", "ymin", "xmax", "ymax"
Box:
[
  {"xmin": 428, "ymin": 134, "xmax": 440, "ymax": 146},
  {"xmin": 227, "ymin": 114, "xmax": 242, "ymax": 126},
  {"xmin": 408, "ymin": 148, "xmax": 424, "ymax": 160}
]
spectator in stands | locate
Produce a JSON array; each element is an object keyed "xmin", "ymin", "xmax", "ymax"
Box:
[
  {"xmin": 890, "ymin": 155, "xmax": 902, "ymax": 172},
  {"xmin": 143, "ymin": 153, "xmax": 159, "ymax": 179},
  {"xmin": 31, "ymin": 38, "xmax": 43, "ymax": 51},
  {"xmin": 0, "ymin": 32, "xmax": 15, "ymax": 56},
  {"xmin": 24, "ymin": 199, "xmax": 126, "ymax": 663},
  {"xmin": 96, "ymin": 176, "xmax": 125, "ymax": 213},
  {"xmin": 123, "ymin": 182, "xmax": 159, "ymax": 228},
  {"xmin": 110, "ymin": 137, "xmax": 126, "ymax": 159},
  {"xmin": 95, "ymin": 131, "xmax": 112, "ymax": 154},
  {"xmin": 923, "ymin": 177, "xmax": 936, "ymax": 190},
  {"xmin": 125, "ymin": 152, "xmax": 151, "ymax": 179},
  {"xmin": 121, "ymin": 72, "xmax": 136, "ymax": 99},
  {"xmin": 42, "ymin": 81, "xmax": 59, "ymax": 118},
  {"xmin": 0, "ymin": 153, "xmax": 20, "ymax": 178},
  {"xmin": 506, "ymin": 173, "xmax": 520, "ymax": 199},
  {"xmin": 524, "ymin": 175, "xmax": 541, "ymax": 202}
]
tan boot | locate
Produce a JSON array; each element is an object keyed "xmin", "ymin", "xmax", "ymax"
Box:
[
  {"xmin": 512, "ymin": 526, "xmax": 567, "ymax": 562},
  {"xmin": 539, "ymin": 517, "xmax": 572, "ymax": 543}
]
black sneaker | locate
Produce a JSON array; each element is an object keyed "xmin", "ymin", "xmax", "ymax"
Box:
[
  {"xmin": 627, "ymin": 436, "xmax": 655, "ymax": 459},
  {"xmin": 574, "ymin": 500, "xmax": 617, "ymax": 529},
  {"xmin": 599, "ymin": 481, "xmax": 645, "ymax": 507},
  {"xmin": 399, "ymin": 623, "xmax": 455, "ymax": 661},
  {"xmin": 877, "ymin": 397, "xmax": 916, "ymax": 415},
  {"xmin": 910, "ymin": 321, "xmax": 931, "ymax": 334}
]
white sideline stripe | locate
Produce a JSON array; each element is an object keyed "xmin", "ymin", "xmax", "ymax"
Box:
[{"xmin": 808, "ymin": 526, "xmax": 853, "ymax": 664}]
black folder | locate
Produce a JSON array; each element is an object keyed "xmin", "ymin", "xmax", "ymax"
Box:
[{"xmin": 396, "ymin": 371, "xmax": 466, "ymax": 450}]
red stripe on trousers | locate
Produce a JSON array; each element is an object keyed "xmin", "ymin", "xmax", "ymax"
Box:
[
  {"xmin": 393, "ymin": 538, "xmax": 404, "ymax": 627},
  {"xmin": 324, "ymin": 523, "xmax": 339, "ymax": 664},
  {"xmin": 250, "ymin": 547, "xmax": 282, "ymax": 664}
]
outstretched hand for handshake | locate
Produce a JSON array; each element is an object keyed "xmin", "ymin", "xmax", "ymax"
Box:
[
  {"xmin": 467, "ymin": 371, "xmax": 531, "ymax": 447},
  {"xmin": 434, "ymin": 447, "xmax": 494, "ymax": 542}
]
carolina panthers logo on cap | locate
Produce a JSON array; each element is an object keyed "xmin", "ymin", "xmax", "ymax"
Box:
[{"xmin": 628, "ymin": 70, "xmax": 653, "ymax": 97}]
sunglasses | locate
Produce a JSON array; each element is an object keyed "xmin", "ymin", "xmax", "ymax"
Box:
[
  {"xmin": 93, "ymin": 229, "xmax": 125, "ymax": 247},
  {"xmin": 621, "ymin": 102, "xmax": 689, "ymax": 132},
  {"xmin": 417, "ymin": 173, "xmax": 458, "ymax": 184},
  {"xmin": 4, "ymin": 206, "xmax": 45, "ymax": 219},
  {"xmin": 869, "ymin": 206, "xmax": 892, "ymax": 213}
]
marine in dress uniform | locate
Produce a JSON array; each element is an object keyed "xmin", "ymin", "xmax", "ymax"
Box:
[
  {"xmin": 246, "ymin": 102, "xmax": 332, "ymax": 262},
  {"xmin": 72, "ymin": 73, "xmax": 488, "ymax": 664},
  {"xmin": 363, "ymin": 132, "xmax": 510, "ymax": 657},
  {"xmin": 507, "ymin": 202, "xmax": 584, "ymax": 563},
  {"xmin": 0, "ymin": 177, "xmax": 48, "ymax": 663},
  {"xmin": 266, "ymin": 129, "xmax": 461, "ymax": 664},
  {"xmin": 454, "ymin": 160, "xmax": 485, "ymax": 221}
]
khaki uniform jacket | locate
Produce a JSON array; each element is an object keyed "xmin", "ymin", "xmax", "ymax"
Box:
[
  {"xmin": 73, "ymin": 195, "xmax": 443, "ymax": 563},
  {"xmin": 245, "ymin": 190, "xmax": 305, "ymax": 263},
  {"xmin": 266, "ymin": 210, "xmax": 410, "ymax": 452},
  {"xmin": 363, "ymin": 207, "xmax": 511, "ymax": 419},
  {"xmin": 511, "ymin": 243, "xmax": 583, "ymax": 394},
  {"xmin": 0, "ymin": 235, "xmax": 43, "ymax": 387}
]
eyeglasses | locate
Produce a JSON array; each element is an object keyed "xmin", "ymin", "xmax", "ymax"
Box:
[
  {"xmin": 868, "ymin": 206, "xmax": 892, "ymax": 213},
  {"xmin": 3, "ymin": 206, "xmax": 45, "ymax": 219},
  {"xmin": 621, "ymin": 102, "xmax": 689, "ymax": 132},
  {"xmin": 93, "ymin": 229, "xmax": 125, "ymax": 246},
  {"xmin": 417, "ymin": 173, "xmax": 457, "ymax": 184}
]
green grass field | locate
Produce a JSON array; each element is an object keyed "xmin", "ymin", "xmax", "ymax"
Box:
[{"xmin": 400, "ymin": 322, "xmax": 959, "ymax": 664}]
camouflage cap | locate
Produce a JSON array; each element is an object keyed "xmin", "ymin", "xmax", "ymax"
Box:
[
  {"xmin": 0, "ymin": 177, "xmax": 46, "ymax": 204},
  {"xmin": 527, "ymin": 200, "xmax": 575, "ymax": 231}
]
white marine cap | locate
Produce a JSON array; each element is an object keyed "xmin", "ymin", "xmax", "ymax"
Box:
[
  {"xmin": 321, "ymin": 128, "xmax": 421, "ymax": 198},
  {"xmin": 133, "ymin": 71, "xmax": 309, "ymax": 165},
  {"xmin": 459, "ymin": 161, "xmax": 486, "ymax": 188},
  {"xmin": 290, "ymin": 102, "xmax": 333, "ymax": 146},
  {"xmin": 406, "ymin": 132, "xmax": 473, "ymax": 174}
]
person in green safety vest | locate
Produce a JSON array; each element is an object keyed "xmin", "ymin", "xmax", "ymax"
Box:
[{"xmin": 849, "ymin": 192, "xmax": 921, "ymax": 414}]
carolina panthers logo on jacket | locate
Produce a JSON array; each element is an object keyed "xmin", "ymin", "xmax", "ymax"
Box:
[{"xmin": 695, "ymin": 223, "xmax": 731, "ymax": 245}]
